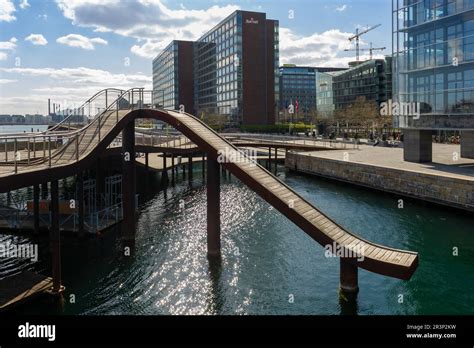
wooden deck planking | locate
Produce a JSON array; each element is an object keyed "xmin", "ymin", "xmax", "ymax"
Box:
[
  {"xmin": 0, "ymin": 107, "xmax": 418, "ymax": 281},
  {"xmin": 0, "ymin": 271, "xmax": 53, "ymax": 312}
]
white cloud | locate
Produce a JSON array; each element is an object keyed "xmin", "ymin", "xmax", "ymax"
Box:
[
  {"xmin": 25, "ymin": 34, "xmax": 48, "ymax": 46},
  {"xmin": 19, "ymin": 0, "xmax": 29, "ymax": 10},
  {"xmin": 0, "ymin": 37, "xmax": 17, "ymax": 50},
  {"xmin": 336, "ymin": 5, "xmax": 348, "ymax": 12},
  {"xmin": 280, "ymin": 27, "xmax": 356, "ymax": 67},
  {"xmin": 131, "ymin": 40, "xmax": 167, "ymax": 59},
  {"xmin": 56, "ymin": 34, "xmax": 108, "ymax": 50},
  {"xmin": 53, "ymin": 0, "xmax": 359, "ymax": 66},
  {"xmin": 55, "ymin": 0, "xmax": 239, "ymax": 59},
  {"xmin": 0, "ymin": 67, "xmax": 150, "ymax": 86},
  {"xmin": 0, "ymin": 78, "xmax": 17, "ymax": 83},
  {"xmin": 0, "ymin": 52, "xmax": 7, "ymax": 61},
  {"xmin": 0, "ymin": 0, "xmax": 16, "ymax": 22},
  {"xmin": 0, "ymin": 66, "xmax": 152, "ymax": 114}
]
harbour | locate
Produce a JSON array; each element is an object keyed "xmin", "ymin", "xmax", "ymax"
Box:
[{"xmin": 1, "ymin": 162, "xmax": 472, "ymax": 315}]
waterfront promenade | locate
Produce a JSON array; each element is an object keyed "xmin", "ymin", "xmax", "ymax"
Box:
[{"xmin": 286, "ymin": 143, "xmax": 474, "ymax": 212}]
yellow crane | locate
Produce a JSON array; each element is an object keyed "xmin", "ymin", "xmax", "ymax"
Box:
[
  {"xmin": 344, "ymin": 42, "xmax": 386, "ymax": 60},
  {"xmin": 348, "ymin": 24, "xmax": 381, "ymax": 61}
]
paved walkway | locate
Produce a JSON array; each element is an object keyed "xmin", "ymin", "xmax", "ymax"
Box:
[{"xmin": 300, "ymin": 143, "xmax": 474, "ymax": 181}]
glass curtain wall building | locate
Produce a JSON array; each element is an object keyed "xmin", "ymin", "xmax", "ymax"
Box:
[
  {"xmin": 392, "ymin": 0, "xmax": 474, "ymax": 161},
  {"xmin": 152, "ymin": 41, "xmax": 178, "ymax": 109},
  {"xmin": 152, "ymin": 41, "xmax": 194, "ymax": 112},
  {"xmin": 279, "ymin": 66, "xmax": 317, "ymax": 123},
  {"xmin": 194, "ymin": 11, "xmax": 279, "ymax": 126},
  {"xmin": 316, "ymin": 71, "xmax": 339, "ymax": 119},
  {"xmin": 333, "ymin": 58, "xmax": 392, "ymax": 111},
  {"xmin": 194, "ymin": 13, "xmax": 240, "ymax": 124},
  {"xmin": 279, "ymin": 66, "xmax": 346, "ymax": 123},
  {"xmin": 152, "ymin": 11, "xmax": 279, "ymax": 126}
]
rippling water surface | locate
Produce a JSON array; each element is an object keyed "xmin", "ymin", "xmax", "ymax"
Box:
[{"xmin": 2, "ymin": 165, "xmax": 473, "ymax": 315}]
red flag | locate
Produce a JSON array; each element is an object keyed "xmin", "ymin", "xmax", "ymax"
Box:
[{"xmin": 295, "ymin": 99, "xmax": 299, "ymax": 113}]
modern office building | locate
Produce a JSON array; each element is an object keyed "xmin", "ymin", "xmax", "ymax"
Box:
[
  {"xmin": 332, "ymin": 57, "xmax": 393, "ymax": 111},
  {"xmin": 316, "ymin": 71, "xmax": 339, "ymax": 119},
  {"xmin": 279, "ymin": 65, "xmax": 346, "ymax": 122},
  {"xmin": 279, "ymin": 65, "xmax": 316, "ymax": 122},
  {"xmin": 152, "ymin": 40, "xmax": 194, "ymax": 113},
  {"xmin": 392, "ymin": 0, "xmax": 474, "ymax": 161},
  {"xmin": 194, "ymin": 11, "xmax": 279, "ymax": 126},
  {"xmin": 153, "ymin": 10, "xmax": 279, "ymax": 126}
]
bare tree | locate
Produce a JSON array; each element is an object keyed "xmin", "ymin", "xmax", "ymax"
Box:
[{"xmin": 333, "ymin": 96, "xmax": 380, "ymax": 136}]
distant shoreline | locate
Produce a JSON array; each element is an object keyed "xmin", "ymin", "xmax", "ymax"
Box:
[{"xmin": 0, "ymin": 123, "xmax": 51, "ymax": 126}]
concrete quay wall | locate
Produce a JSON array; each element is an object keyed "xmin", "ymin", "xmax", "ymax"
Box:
[{"xmin": 286, "ymin": 152, "xmax": 474, "ymax": 212}]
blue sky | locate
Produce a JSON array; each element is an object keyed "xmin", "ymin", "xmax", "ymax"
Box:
[{"xmin": 0, "ymin": 0, "xmax": 392, "ymax": 114}]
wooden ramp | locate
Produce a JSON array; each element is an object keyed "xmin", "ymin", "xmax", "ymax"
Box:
[
  {"xmin": 161, "ymin": 109, "xmax": 419, "ymax": 280},
  {"xmin": 0, "ymin": 271, "xmax": 52, "ymax": 312},
  {"xmin": 0, "ymin": 88, "xmax": 419, "ymax": 281}
]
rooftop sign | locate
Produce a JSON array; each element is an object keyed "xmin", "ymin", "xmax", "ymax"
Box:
[{"xmin": 245, "ymin": 18, "xmax": 259, "ymax": 24}]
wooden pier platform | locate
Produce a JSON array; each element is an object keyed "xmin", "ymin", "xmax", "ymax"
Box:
[{"xmin": 0, "ymin": 271, "xmax": 53, "ymax": 312}]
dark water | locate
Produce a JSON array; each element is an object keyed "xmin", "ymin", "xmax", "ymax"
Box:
[{"xmin": 2, "ymin": 165, "xmax": 473, "ymax": 315}]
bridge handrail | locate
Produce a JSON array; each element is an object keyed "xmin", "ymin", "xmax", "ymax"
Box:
[
  {"xmin": 0, "ymin": 88, "xmax": 146, "ymax": 169},
  {"xmin": 169, "ymin": 109, "xmax": 417, "ymax": 257},
  {"xmin": 45, "ymin": 88, "xmax": 144, "ymax": 160},
  {"xmin": 48, "ymin": 87, "xmax": 126, "ymax": 132},
  {"xmin": 228, "ymin": 133, "xmax": 360, "ymax": 150},
  {"xmin": 0, "ymin": 88, "xmax": 126, "ymax": 138},
  {"xmin": 0, "ymin": 87, "xmax": 148, "ymax": 143},
  {"xmin": 0, "ymin": 96, "xmax": 418, "ymax": 281}
]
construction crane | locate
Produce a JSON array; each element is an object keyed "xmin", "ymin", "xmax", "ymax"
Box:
[
  {"xmin": 344, "ymin": 42, "xmax": 386, "ymax": 60},
  {"xmin": 348, "ymin": 24, "xmax": 381, "ymax": 62}
]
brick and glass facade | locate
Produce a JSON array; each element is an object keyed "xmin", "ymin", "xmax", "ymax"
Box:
[{"xmin": 153, "ymin": 10, "xmax": 279, "ymax": 126}]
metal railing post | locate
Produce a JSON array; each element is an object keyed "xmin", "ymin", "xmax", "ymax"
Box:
[
  {"xmin": 98, "ymin": 114, "xmax": 101, "ymax": 142},
  {"xmin": 76, "ymin": 134, "xmax": 79, "ymax": 161},
  {"xmin": 48, "ymin": 136, "xmax": 51, "ymax": 167},
  {"xmin": 33, "ymin": 136, "xmax": 36, "ymax": 158},
  {"xmin": 43, "ymin": 136, "xmax": 46, "ymax": 158},
  {"xmin": 27, "ymin": 138, "xmax": 30, "ymax": 165},
  {"xmin": 14, "ymin": 138, "xmax": 17, "ymax": 173},
  {"xmin": 4, "ymin": 138, "xmax": 7, "ymax": 163}
]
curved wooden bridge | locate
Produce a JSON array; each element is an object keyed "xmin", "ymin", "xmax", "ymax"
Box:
[{"xmin": 0, "ymin": 88, "xmax": 418, "ymax": 296}]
